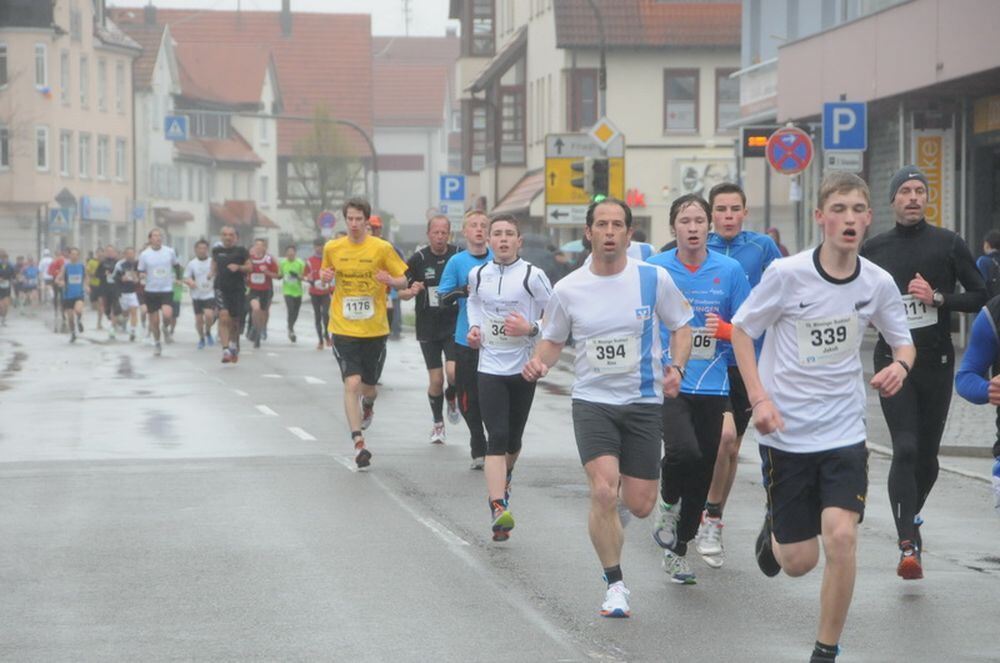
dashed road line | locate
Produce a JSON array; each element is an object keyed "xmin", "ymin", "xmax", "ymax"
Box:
[
  {"xmin": 233, "ymin": 389, "xmax": 248, "ymax": 397},
  {"xmin": 260, "ymin": 373, "xmax": 282, "ymax": 379},
  {"xmin": 304, "ymin": 375, "xmax": 326, "ymax": 385},
  {"xmin": 255, "ymin": 404, "xmax": 278, "ymax": 416},
  {"xmin": 287, "ymin": 426, "xmax": 317, "ymax": 441}
]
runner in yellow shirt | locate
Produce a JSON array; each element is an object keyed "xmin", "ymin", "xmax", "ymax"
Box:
[{"xmin": 321, "ymin": 197, "xmax": 408, "ymax": 468}]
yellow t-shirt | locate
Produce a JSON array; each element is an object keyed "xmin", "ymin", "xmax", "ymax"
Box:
[
  {"xmin": 322, "ymin": 235, "xmax": 407, "ymax": 338},
  {"xmin": 86, "ymin": 258, "xmax": 100, "ymax": 286}
]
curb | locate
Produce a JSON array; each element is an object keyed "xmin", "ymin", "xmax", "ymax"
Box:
[{"xmin": 867, "ymin": 441, "xmax": 991, "ymax": 485}]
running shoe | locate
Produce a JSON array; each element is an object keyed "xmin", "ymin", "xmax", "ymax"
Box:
[
  {"xmin": 206, "ymin": 333, "xmax": 214, "ymax": 346},
  {"xmin": 197, "ymin": 338, "xmax": 206, "ymax": 350},
  {"xmin": 491, "ymin": 503, "xmax": 514, "ymax": 542},
  {"xmin": 354, "ymin": 439, "xmax": 372, "ymax": 469},
  {"xmin": 261, "ymin": 328, "xmax": 268, "ymax": 341},
  {"xmin": 695, "ymin": 513, "xmax": 725, "ymax": 568},
  {"xmin": 253, "ymin": 334, "xmax": 261, "ymax": 349},
  {"xmin": 652, "ymin": 499, "xmax": 681, "ymax": 549},
  {"xmin": 600, "ymin": 581, "xmax": 631, "ymax": 618},
  {"xmin": 470, "ymin": 456, "xmax": 485, "ymax": 470},
  {"xmin": 222, "ymin": 349, "xmax": 234, "ymax": 364},
  {"xmin": 663, "ymin": 550, "xmax": 697, "ymax": 585},
  {"xmin": 755, "ymin": 515, "xmax": 782, "ymax": 577},
  {"xmin": 77, "ymin": 319, "xmax": 83, "ymax": 333},
  {"xmin": 69, "ymin": 329, "xmax": 77, "ymax": 343},
  {"xmin": 108, "ymin": 329, "xmax": 116, "ymax": 341},
  {"xmin": 154, "ymin": 342, "xmax": 162, "ymax": 357},
  {"xmin": 897, "ymin": 540, "xmax": 923, "ymax": 580},
  {"xmin": 430, "ymin": 422, "xmax": 446, "ymax": 445},
  {"xmin": 361, "ymin": 398, "xmax": 375, "ymax": 430},
  {"xmin": 288, "ymin": 329, "xmax": 296, "ymax": 343},
  {"xmin": 446, "ymin": 396, "xmax": 461, "ymax": 424}
]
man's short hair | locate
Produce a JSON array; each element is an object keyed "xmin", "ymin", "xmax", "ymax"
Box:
[
  {"xmin": 668, "ymin": 194, "xmax": 712, "ymax": 229},
  {"xmin": 254, "ymin": 237, "xmax": 268, "ymax": 245},
  {"xmin": 427, "ymin": 214, "xmax": 451, "ymax": 232},
  {"xmin": 342, "ymin": 197, "xmax": 371, "ymax": 220},
  {"xmin": 984, "ymin": 230, "xmax": 1000, "ymax": 251},
  {"xmin": 194, "ymin": 239, "xmax": 209, "ymax": 248},
  {"xmin": 489, "ymin": 213, "xmax": 521, "ymax": 235},
  {"xmin": 585, "ymin": 197, "xmax": 632, "ymax": 228},
  {"xmin": 708, "ymin": 182, "xmax": 746, "ymax": 209},
  {"xmin": 464, "ymin": 208, "xmax": 489, "ymax": 223},
  {"xmin": 221, "ymin": 225, "xmax": 238, "ymax": 237},
  {"xmin": 313, "ymin": 237, "xmax": 326, "ymax": 248},
  {"xmin": 817, "ymin": 173, "xmax": 871, "ymax": 210}
]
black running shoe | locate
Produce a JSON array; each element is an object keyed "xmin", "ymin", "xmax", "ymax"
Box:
[{"xmin": 755, "ymin": 515, "xmax": 781, "ymax": 577}]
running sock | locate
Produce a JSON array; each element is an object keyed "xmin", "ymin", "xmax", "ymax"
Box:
[
  {"xmin": 705, "ymin": 501, "xmax": 723, "ymax": 519},
  {"xmin": 811, "ymin": 641, "xmax": 838, "ymax": 660},
  {"xmin": 603, "ymin": 565, "xmax": 623, "ymax": 586},
  {"xmin": 445, "ymin": 385, "xmax": 456, "ymax": 402},
  {"xmin": 490, "ymin": 497, "xmax": 508, "ymax": 514},
  {"xmin": 429, "ymin": 393, "xmax": 444, "ymax": 422},
  {"xmin": 351, "ymin": 430, "xmax": 364, "ymax": 445}
]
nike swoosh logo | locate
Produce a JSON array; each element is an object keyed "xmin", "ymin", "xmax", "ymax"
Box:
[
  {"xmin": 799, "ymin": 302, "xmax": 814, "ymax": 308},
  {"xmin": 854, "ymin": 300, "xmax": 872, "ymax": 310}
]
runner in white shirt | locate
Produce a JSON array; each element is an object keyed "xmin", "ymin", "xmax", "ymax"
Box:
[
  {"xmin": 731, "ymin": 173, "xmax": 914, "ymax": 663},
  {"xmin": 466, "ymin": 214, "xmax": 552, "ymax": 542},
  {"xmin": 137, "ymin": 229, "xmax": 179, "ymax": 356},
  {"xmin": 522, "ymin": 198, "xmax": 692, "ymax": 619},
  {"xmin": 184, "ymin": 239, "xmax": 217, "ymax": 349}
]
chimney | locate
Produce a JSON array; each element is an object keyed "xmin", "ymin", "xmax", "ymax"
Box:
[
  {"xmin": 281, "ymin": 0, "xmax": 292, "ymax": 37},
  {"xmin": 144, "ymin": 2, "xmax": 157, "ymax": 26}
]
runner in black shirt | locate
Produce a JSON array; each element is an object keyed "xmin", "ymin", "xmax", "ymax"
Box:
[
  {"xmin": 400, "ymin": 215, "xmax": 461, "ymax": 444},
  {"xmin": 96, "ymin": 246, "xmax": 121, "ymax": 338},
  {"xmin": 861, "ymin": 165, "xmax": 987, "ymax": 579},
  {"xmin": 113, "ymin": 248, "xmax": 141, "ymax": 341},
  {"xmin": 211, "ymin": 225, "xmax": 251, "ymax": 364}
]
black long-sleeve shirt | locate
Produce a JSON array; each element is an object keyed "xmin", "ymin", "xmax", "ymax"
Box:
[{"xmin": 861, "ymin": 218, "xmax": 987, "ymax": 351}]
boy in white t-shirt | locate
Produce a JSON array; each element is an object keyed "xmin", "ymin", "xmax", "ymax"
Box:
[{"xmin": 731, "ymin": 173, "xmax": 914, "ymax": 663}]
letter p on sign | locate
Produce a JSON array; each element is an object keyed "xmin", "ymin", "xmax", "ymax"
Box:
[{"xmin": 823, "ymin": 102, "xmax": 867, "ymax": 151}]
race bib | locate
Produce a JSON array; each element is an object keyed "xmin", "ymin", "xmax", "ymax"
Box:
[
  {"xmin": 286, "ymin": 272, "xmax": 299, "ymax": 281},
  {"xmin": 427, "ymin": 285, "xmax": 439, "ymax": 308},
  {"xmin": 796, "ymin": 313, "xmax": 858, "ymax": 366},
  {"xmin": 484, "ymin": 315, "xmax": 522, "ymax": 348},
  {"xmin": 585, "ymin": 335, "xmax": 639, "ymax": 374},
  {"xmin": 250, "ymin": 273, "xmax": 266, "ymax": 285},
  {"xmin": 68, "ymin": 273, "xmax": 83, "ymax": 285},
  {"xmin": 152, "ymin": 266, "xmax": 169, "ymax": 279},
  {"xmin": 901, "ymin": 294, "xmax": 936, "ymax": 329},
  {"xmin": 690, "ymin": 328, "xmax": 717, "ymax": 360},
  {"xmin": 123, "ymin": 271, "xmax": 136, "ymax": 282},
  {"xmin": 342, "ymin": 296, "xmax": 374, "ymax": 320}
]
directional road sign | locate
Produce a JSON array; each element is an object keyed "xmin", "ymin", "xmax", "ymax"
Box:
[
  {"xmin": 545, "ymin": 133, "xmax": 625, "ymax": 206},
  {"xmin": 546, "ymin": 205, "xmax": 588, "ymax": 227},
  {"xmin": 824, "ymin": 151, "xmax": 864, "ymax": 174},
  {"xmin": 164, "ymin": 115, "xmax": 189, "ymax": 142},
  {"xmin": 823, "ymin": 102, "xmax": 867, "ymax": 151},
  {"xmin": 766, "ymin": 127, "xmax": 814, "ymax": 175}
]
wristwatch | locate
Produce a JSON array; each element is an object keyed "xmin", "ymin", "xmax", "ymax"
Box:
[
  {"xmin": 529, "ymin": 321, "xmax": 540, "ymax": 337},
  {"xmin": 932, "ymin": 290, "xmax": 944, "ymax": 307}
]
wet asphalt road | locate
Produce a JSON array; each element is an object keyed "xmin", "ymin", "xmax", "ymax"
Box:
[{"xmin": 1, "ymin": 305, "xmax": 999, "ymax": 662}]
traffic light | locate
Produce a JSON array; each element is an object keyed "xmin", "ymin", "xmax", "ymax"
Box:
[
  {"xmin": 591, "ymin": 158, "xmax": 609, "ymax": 199},
  {"xmin": 570, "ymin": 158, "xmax": 595, "ymax": 195}
]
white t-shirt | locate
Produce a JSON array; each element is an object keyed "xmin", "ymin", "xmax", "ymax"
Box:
[
  {"xmin": 138, "ymin": 246, "xmax": 178, "ymax": 293},
  {"xmin": 467, "ymin": 259, "xmax": 552, "ymax": 376},
  {"xmin": 39, "ymin": 257, "xmax": 53, "ymax": 280},
  {"xmin": 732, "ymin": 248, "xmax": 912, "ymax": 453},
  {"xmin": 542, "ymin": 258, "xmax": 693, "ymax": 405},
  {"xmin": 184, "ymin": 257, "xmax": 215, "ymax": 300}
]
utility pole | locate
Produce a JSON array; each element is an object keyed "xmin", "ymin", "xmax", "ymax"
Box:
[{"xmin": 401, "ymin": 0, "xmax": 412, "ymax": 36}]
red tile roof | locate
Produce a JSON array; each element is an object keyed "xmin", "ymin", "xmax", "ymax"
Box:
[
  {"xmin": 108, "ymin": 10, "xmax": 164, "ymax": 91},
  {"xmin": 372, "ymin": 36, "xmax": 458, "ymax": 64},
  {"xmin": 175, "ymin": 43, "xmax": 272, "ymax": 107},
  {"xmin": 374, "ymin": 63, "xmax": 449, "ymax": 127},
  {"xmin": 554, "ymin": 0, "xmax": 741, "ymax": 49},
  {"xmin": 210, "ymin": 201, "xmax": 277, "ymax": 229},
  {"xmin": 113, "ymin": 8, "xmax": 373, "ymax": 157},
  {"xmin": 174, "ymin": 130, "xmax": 264, "ymax": 167}
]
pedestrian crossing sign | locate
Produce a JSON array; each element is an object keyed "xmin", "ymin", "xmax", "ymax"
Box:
[{"xmin": 164, "ymin": 115, "xmax": 189, "ymax": 142}]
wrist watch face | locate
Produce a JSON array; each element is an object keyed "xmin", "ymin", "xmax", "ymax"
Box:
[{"xmin": 933, "ymin": 291, "xmax": 944, "ymax": 306}]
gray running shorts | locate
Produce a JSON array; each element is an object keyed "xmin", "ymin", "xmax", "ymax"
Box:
[{"xmin": 571, "ymin": 400, "xmax": 663, "ymax": 480}]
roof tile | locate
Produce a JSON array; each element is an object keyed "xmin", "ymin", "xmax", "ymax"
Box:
[{"xmin": 554, "ymin": 0, "xmax": 740, "ymax": 49}]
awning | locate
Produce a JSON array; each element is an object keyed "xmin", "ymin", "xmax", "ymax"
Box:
[
  {"xmin": 210, "ymin": 200, "xmax": 278, "ymax": 229},
  {"xmin": 468, "ymin": 27, "xmax": 526, "ymax": 93},
  {"xmin": 154, "ymin": 208, "xmax": 195, "ymax": 224},
  {"xmin": 491, "ymin": 168, "xmax": 544, "ymax": 216}
]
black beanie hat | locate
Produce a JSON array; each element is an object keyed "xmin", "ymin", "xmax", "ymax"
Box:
[{"xmin": 889, "ymin": 165, "xmax": 929, "ymax": 202}]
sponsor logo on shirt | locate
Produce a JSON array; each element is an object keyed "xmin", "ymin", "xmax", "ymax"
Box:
[{"xmin": 635, "ymin": 305, "xmax": 651, "ymax": 321}]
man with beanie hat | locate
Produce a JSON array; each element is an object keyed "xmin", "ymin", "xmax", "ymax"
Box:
[{"xmin": 861, "ymin": 165, "xmax": 987, "ymax": 580}]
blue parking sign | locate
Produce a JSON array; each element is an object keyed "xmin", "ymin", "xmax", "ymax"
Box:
[
  {"xmin": 823, "ymin": 102, "xmax": 867, "ymax": 151},
  {"xmin": 439, "ymin": 174, "xmax": 465, "ymax": 202}
]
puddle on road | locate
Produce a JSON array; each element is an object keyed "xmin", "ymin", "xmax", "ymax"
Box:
[
  {"xmin": 3, "ymin": 351, "xmax": 27, "ymax": 375},
  {"xmin": 116, "ymin": 355, "xmax": 143, "ymax": 379},
  {"xmin": 141, "ymin": 409, "xmax": 180, "ymax": 446}
]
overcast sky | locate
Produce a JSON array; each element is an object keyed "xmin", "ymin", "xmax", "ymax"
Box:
[{"xmin": 109, "ymin": 0, "xmax": 458, "ymax": 36}]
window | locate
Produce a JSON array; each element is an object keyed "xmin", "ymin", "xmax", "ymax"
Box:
[
  {"xmin": 1, "ymin": 44, "xmax": 10, "ymax": 88},
  {"xmin": 259, "ymin": 117, "xmax": 269, "ymax": 144},
  {"xmin": 568, "ymin": 69, "xmax": 598, "ymax": 131},
  {"xmin": 80, "ymin": 55, "xmax": 89, "ymax": 107},
  {"xmin": 36, "ymin": 126, "xmax": 49, "ymax": 171},
  {"xmin": 115, "ymin": 61, "xmax": 125, "ymax": 113},
  {"xmin": 192, "ymin": 112, "xmax": 228, "ymax": 139},
  {"xmin": 97, "ymin": 135, "xmax": 109, "ymax": 178},
  {"xmin": 60, "ymin": 130, "xmax": 72, "ymax": 176},
  {"xmin": 35, "ymin": 44, "xmax": 48, "ymax": 87},
  {"xmin": 716, "ymin": 69, "xmax": 739, "ymax": 132},
  {"xmin": 70, "ymin": 6, "xmax": 82, "ymax": 41},
  {"xmin": 499, "ymin": 85, "xmax": 525, "ymax": 164},
  {"xmin": 97, "ymin": 58, "xmax": 107, "ymax": 111},
  {"xmin": 260, "ymin": 175, "xmax": 269, "ymax": 207},
  {"xmin": 60, "ymin": 50, "xmax": 70, "ymax": 104},
  {"xmin": 0, "ymin": 126, "xmax": 9, "ymax": 169},
  {"xmin": 664, "ymin": 69, "xmax": 699, "ymax": 132},
  {"xmin": 463, "ymin": 99, "xmax": 489, "ymax": 174},
  {"xmin": 467, "ymin": 0, "xmax": 494, "ymax": 57},
  {"xmin": 115, "ymin": 138, "xmax": 126, "ymax": 180},
  {"xmin": 78, "ymin": 133, "xmax": 91, "ymax": 178}
]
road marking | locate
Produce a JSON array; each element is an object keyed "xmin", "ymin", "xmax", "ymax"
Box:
[
  {"xmin": 287, "ymin": 426, "xmax": 316, "ymax": 441},
  {"xmin": 214, "ymin": 378, "xmax": 227, "ymax": 385},
  {"xmin": 267, "ymin": 352, "xmax": 280, "ymax": 357},
  {"xmin": 233, "ymin": 389, "xmax": 248, "ymax": 397},
  {"xmin": 304, "ymin": 375, "xmax": 326, "ymax": 385},
  {"xmin": 255, "ymin": 404, "xmax": 278, "ymax": 416},
  {"xmin": 369, "ymin": 474, "xmax": 470, "ymax": 548},
  {"xmin": 332, "ymin": 455, "xmax": 358, "ymax": 473},
  {"xmin": 260, "ymin": 373, "xmax": 282, "ymax": 379}
]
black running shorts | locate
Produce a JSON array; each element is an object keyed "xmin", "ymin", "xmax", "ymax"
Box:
[
  {"xmin": 215, "ymin": 288, "xmax": 245, "ymax": 319},
  {"xmin": 192, "ymin": 298, "xmax": 217, "ymax": 315},
  {"xmin": 419, "ymin": 337, "xmax": 456, "ymax": 370},
  {"xmin": 571, "ymin": 400, "xmax": 662, "ymax": 480},
  {"xmin": 144, "ymin": 291, "xmax": 173, "ymax": 313},
  {"xmin": 724, "ymin": 366, "xmax": 751, "ymax": 437},
  {"xmin": 332, "ymin": 334, "xmax": 387, "ymax": 385},
  {"xmin": 247, "ymin": 288, "xmax": 273, "ymax": 310}
]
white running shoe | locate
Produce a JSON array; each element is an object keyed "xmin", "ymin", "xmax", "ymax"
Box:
[
  {"xmin": 600, "ymin": 581, "xmax": 631, "ymax": 618},
  {"xmin": 429, "ymin": 422, "xmax": 446, "ymax": 445},
  {"xmin": 695, "ymin": 513, "xmax": 725, "ymax": 568},
  {"xmin": 652, "ymin": 499, "xmax": 681, "ymax": 549},
  {"xmin": 470, "ymin": 456, "xmax": 485, "ymax": 470},
  {"xmin": 663, "ymin": 550, "xmax": 696, "ymax": 584},
  {"xmin": 446, "ymin": 396, "xmax": 461, "ymax": 424}
]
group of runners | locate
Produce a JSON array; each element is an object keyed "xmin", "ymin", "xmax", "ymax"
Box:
[{"xmin": 4, "ymin": 165, "xmax": 997, "ymax": 663}]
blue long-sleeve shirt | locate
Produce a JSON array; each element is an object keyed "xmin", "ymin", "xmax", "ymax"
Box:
[
  {"xmin": 707, "ymin": 230, "xmax": 782, "ymax": 288},
  {"xmin": 437, "ymin": 248, "xmax": 492, "ymax": 347},
  {"xmin": 956, "ymin": 302, "xmax": 999, "ymax": 404}
]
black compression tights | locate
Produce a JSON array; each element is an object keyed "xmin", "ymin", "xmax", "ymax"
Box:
[
  {"xmin": 285, "ymin": 295, "xmax": 302, "ymax": 330},
  {"xmin": 875, "ymin": 343, "xmax": 954, "ymax": 543},
  {"xmin": 310, "ymin": 294, "xmax": 330, "ymax": 342}
]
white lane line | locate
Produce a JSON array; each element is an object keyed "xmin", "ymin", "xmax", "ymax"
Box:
[
  {"xmin": 260, "ymin": 373, "xmax": 282, "ymax": 379},
  {"xmin": 368, "ymin": 473, "xmax": 470, "ymax": 548},
  {"xmin": 332, "ymin": 455, "xmax": 358, "ymax": 473},
  {"xmin": 255, "ymin": 404, "xmax": 278, "ymax": 416},
  {"xmin": 233, "ymin": 389, "xmax": 248, "ymax": 397},
  {"xmin": 267, "ymin": 352, "xmax": 280, "ymax": 357},
  {"xmin": 287, "ymin": 426, "xmax": 317, "ymax": 441},
  {"xmin": 214, "ymin": 377, "xmax": 227, "ymax": 385},
  {"xmin": 304, "ymin": 375, "xmax": 326, "ymax": 385}
]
